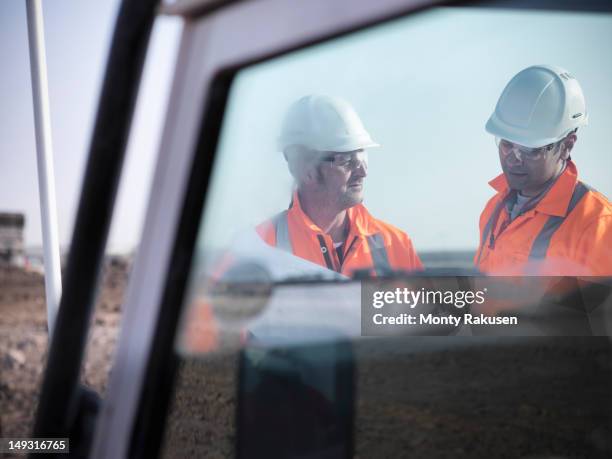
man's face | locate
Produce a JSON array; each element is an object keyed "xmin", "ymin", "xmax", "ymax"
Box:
[
  {"xmin": 317, "ymin": 149, "xmax": 368, "ymax": 209},
  {"xmin": 498, "ymin": 139, "xmax": 568, "ymax": 196}
]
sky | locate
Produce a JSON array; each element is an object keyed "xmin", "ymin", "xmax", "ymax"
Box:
[
  {"xmin": 200, "ymin": 7, "xmax": 612, "ymax": 253},
  {"xmin": 0, "ymin": 0, "xmax": 180, "ymax": 253},
  {"xmin": 0, "ymin": 3, "xmax": 611, "ymax": 256}
]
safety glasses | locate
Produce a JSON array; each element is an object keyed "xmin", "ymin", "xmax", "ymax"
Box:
[
  {"xmin": 321, "ymin": 150, "xmax": 368, "ymax": 171},
  {"xmin": 496, "ymin": 138, "xmax": 556, "ymax": 162}
]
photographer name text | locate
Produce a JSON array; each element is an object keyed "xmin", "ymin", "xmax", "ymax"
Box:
[
  {"xmin": 370, "ymin": 287, "xmax": 517, "ymax": 327},
  {"xmin": 372, "ymin": 313, "xmax": 517, "ymax": 326}
]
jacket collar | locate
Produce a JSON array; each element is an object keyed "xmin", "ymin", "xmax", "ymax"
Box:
[
  {"xmin": 288, "ymin": 191, "xmax": 376, "ymax": 236},
  {"xmin": 488, "ymin": 160, "xmax": 579, "ymax": 217}
]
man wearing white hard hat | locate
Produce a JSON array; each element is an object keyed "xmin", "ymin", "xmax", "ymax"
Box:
[
  {"xmin": 475, "ymin": 65, "xmax": 612, "ymax": 275},
  {"xmin": 256, "ymin": 94, "xmax": 423, "ymax": 276}
]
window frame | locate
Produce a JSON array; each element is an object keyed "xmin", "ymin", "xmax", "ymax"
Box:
[{"xmin": 90, "ymin": 1, "xmax": 612, "ymax": 458}]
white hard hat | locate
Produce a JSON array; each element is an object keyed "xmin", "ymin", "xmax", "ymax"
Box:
[
  {"xmin": 486, "ymin": 65, "xmax": 588, "ymax": 148},
  {"xmin": 278, "ymin": 95, "xmax": 379, "ymax": 152}
]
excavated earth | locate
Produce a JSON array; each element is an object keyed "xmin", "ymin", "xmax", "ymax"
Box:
[
  {"xmin": 0, "ymin": 263, "xmax": 124, "ymax": 451},
  {"xmin": 2, "ymin": 265, "xmax": 612, "ymax": 458}
]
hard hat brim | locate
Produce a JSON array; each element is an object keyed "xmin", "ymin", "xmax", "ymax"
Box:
[
  {"xmin": 278, "ymin": 138, "xmax": 380, "ymax": 153},
  {"xmin": 328, "ymin": 139, "xmax": 380, "ymax": 153},
  {"xmin": 485, "ymin": 115, "xmax": 574, "ymax": 148}
]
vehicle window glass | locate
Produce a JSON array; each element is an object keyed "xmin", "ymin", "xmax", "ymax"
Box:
[
  {"xmin": 176, "ymin": 5, "xmax": 612, "ymax": 353},
  {"xmin": 196, "ymin": 7, "xmax": 612, "ymax": 275},
  {"xmin": 161, "ymin": 6, "xmax": 612, "ymax": 458}
]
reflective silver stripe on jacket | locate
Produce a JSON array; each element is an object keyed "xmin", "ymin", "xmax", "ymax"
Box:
[
  {"xmin": 476, "ymin": 182, "xmax": 591, "ymax": 264},
  {"xmin": 528, "ymin": 182, "xmax": 590, "ymax": 260},
  {"xmin": 366, "ymin": 233, "xmax": 391, "ymax": 275},
  {"xmin": 274, "ymin": 212, "xmax": 391, "ymax": 274},
  {"xmin": 273, "ymin": 210, "xmax": 292, "ymax": 252}
]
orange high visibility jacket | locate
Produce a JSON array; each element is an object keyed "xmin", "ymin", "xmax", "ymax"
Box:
[
  {"xmin": 475, "ymin": 161, "xmax": 612, "ymax": 276},
  {"xmin": 256, "ymin": 192, "xmax": 423, "ymax": 276}
]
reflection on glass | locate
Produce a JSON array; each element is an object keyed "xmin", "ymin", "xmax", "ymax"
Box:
[
  {"xmin": 476, "ymin": 64, "xmax": 612, "ymax": 276},
  {"xmin": 162, "ymin": 6, "xmax": 612, "ymax": 459},
  {"xmin": 176, "ymin": 7, "xmax": 612, "ymax": 356}
]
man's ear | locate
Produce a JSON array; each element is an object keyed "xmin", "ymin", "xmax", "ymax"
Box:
[
  {"xmin": 301, "ymin": 164, "xmax": 319, "ymax": 185},
  {"xmin": 560, "ymin": 132, "xmax": 577, "ymax": 160}
]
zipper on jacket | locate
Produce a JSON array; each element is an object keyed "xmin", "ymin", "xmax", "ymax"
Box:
[
  {"xmin": 316, "ymin": 234, "xmax": 337, "ymax": 272},
  {"xmin": 339, "ymin": 236, "xmax": 359, "ymax": 271},
  {"xmin": 489, "ymin": 218, "xmax": 509, "ymax": 250}
]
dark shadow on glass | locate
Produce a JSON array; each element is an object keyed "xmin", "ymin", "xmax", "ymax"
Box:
[{"xmin": 236, "ymin": 339, "xmax": 354, "ymax": 459}]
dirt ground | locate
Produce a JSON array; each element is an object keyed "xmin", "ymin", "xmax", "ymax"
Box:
[
  {"xmin": 0, "ymin": 263, "xmax": 125, "ymax": 442},
  {"xmin": 161, "ymin": 338, "xmax": 612, "ymax": 459},
  {"xmin": 2, "ymin": 265, "xmax": 612, "ymax": 458}
]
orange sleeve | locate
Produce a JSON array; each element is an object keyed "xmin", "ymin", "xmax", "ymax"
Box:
[
  {"xmin": 574, "ymin": 215, "xmax": 612, "ymax": 276},
  {"xmin": 184, "ymin": 219, "xmax": 277, "ymax": 354},
  {"xmin": 392, "ymin": 230, "xmax": 424, "ymax": 272},
  {"xmin": 181, "ymin": 299, "xmax": 219, "ymax": 353},
  {"xmin": 255, "ymin": 219, "xmax": 276, "ymax": 246},
  {"xmin": 473, "ymin": 209, "xmax": 486, "ymax": 266},
  {"xmin": 406, "ymin": 234, "xmax": 424, "ymax": 271}
]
